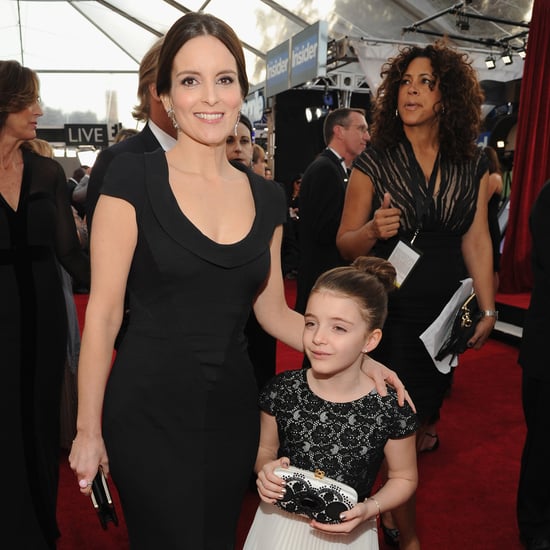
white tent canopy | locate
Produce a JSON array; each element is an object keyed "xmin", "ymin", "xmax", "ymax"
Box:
[{"xmin": 0, "ymin": 0, "xmax": 533, "ymax": 129}]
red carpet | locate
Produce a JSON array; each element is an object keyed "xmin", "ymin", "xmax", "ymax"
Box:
[
  {"xmin": 60, "ymin": 281, "xmax": 525, "ymax": 549},
  {"xmin": 496, "ymin": 291, "xmax": 531, "ymax": 310}
]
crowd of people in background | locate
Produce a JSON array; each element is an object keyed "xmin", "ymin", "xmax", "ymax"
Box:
[{"xmin": 1, "ymin": 9, "xmax": 547, "ymax": 550}]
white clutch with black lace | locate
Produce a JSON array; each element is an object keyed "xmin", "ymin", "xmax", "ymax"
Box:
[{"xmin": 273, "ymin": 466, "xmax": 358, "ymax": 524}]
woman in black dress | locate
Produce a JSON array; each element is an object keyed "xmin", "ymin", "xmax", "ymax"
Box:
[
  {"xmin": 68, "ymin": 13, "xmax": 407, "ymax": 550},
  {"xmin": 0, "ymin": 61, "xmax": 89, "ymax": 549},
  {"xmin": 337, "ymin": 41, "xmax": 496, "ymax": 549}
]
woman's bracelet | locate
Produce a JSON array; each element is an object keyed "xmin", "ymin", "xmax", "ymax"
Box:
[{"xmin": 367, "ymin": 496, "xmax": 381, "ymax": 517}]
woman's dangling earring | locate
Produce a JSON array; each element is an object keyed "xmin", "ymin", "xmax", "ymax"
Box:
[
  {"xmin": 167, "ymin": 106, "xmax": 180, "ymax": 131},
  {"xmin": 395, "ymin": 108, "xmax": 399, "ymax": 118},
  {"xmin": 234, "ymin": 111, "xmax": 241, "ymax": 136}
]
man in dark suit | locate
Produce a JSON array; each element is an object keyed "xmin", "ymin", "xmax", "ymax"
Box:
[
  {"xmin": 85, "ymin": 36, "xmax": 177, "ymax": 349},
  {"xmin": 86, "ymin": 36, "xmax": 177, "ymax": 230},
  {"xmin": 295, "ymin": 107, "xmax": 370, "ymax": 313},
  {"xmin": 517, "ymin": 179, "xmax": 550, "ymax": 550}
]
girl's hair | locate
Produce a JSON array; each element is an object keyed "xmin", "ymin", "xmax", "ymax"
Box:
[
  {"xmin": 371, "ymin": 39, "xmax": 484, "ymax": 161},
  {"xmin": 311, "ymin": 256, "xmax": 396, "ymax": 330},
  {"xmin": 156, "ymin": 12, "xmax": 248, "ymax": 99},
  {"xmin": 0, "ymin": 60, "xmax": 40, "ymax": 129}
]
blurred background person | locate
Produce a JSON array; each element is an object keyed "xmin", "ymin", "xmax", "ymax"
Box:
[
  {"xmin": 288, "ymin": 171, "xmax": 302, "ymax": 221},
  {"xmin": 252, "ymin": 143, "xmax": 267, "ymax": 177},
  {"xmin": 226, "ymin": 113, "xmax": 277, "ymax": 392},
  {"xmin": 517, "ymin": 179, "xmax": 550, "ymax": 550},
  {"xmin": 0, "ymin": 60, "xmax": 90, "ymax": 549},
  {"xmin": 66, "ymin": 165, "xmax": 85, "ymax": 199},
  {"xmin": 226, "ymin": 112, "xmax": 254, "ymax": 167},
  {"xmin": 295, "ymin": 107, "xmax": 369, "ymax": 315},
  {"xmin": 85, "ymin": 35, "xmax": 177, "ymax": 230},
  {"xmin": 484, "ymin": 145, "xmax": 504, "ymax": 293},
  {"xmin": 282, "ymin": 172, "xmax": 303, "ymax": 280},
  {"xmin": 25, "ymin": 138, "xmax": 84, "ymax": 450},
  {"xmin": 84, "ymin": 36, "xmax": 177, "ymax": 350},
  {"xmin": 113, "ymin": 127, "xmax": 139, "ymax": 143}
]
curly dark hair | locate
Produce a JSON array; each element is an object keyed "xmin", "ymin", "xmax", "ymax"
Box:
[{"xmin": 371, "ymin": 39, "xmax": 484, "ymax": 161}]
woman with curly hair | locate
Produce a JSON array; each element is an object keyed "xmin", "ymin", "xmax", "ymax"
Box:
[{"xmin": 336, "ymin": 40, "xmax": 496, "ymax": 549}]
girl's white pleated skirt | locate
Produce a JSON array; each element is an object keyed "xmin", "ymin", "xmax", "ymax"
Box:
[{"xmin": 243, "ymin": 501, "xmax": 379, "ymax": 550}]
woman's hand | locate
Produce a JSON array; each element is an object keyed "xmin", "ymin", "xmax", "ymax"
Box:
[
  {"xmin": 467, "ymin": 315, "xmax": 497, "ymax": 350},
  {"xmin": 370, "ymin": 193, "xmax": 401, "ymax": 240},
  {"xmin": 309, "ymin": 499, "xmax": 378, "ymax": 534},
  {"xmin": 363, "ymin": 357, "xmax": 416, "ymax": 411},
  {"xmin": 255, "ymin": 457, "xmax": 290, "ymax": 504},
  {"xmin": 68, "ymin": 432, "xmax": 109, "ymax": 496}
]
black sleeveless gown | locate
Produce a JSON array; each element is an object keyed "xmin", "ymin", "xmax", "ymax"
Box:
[
  {"xmin": 100, "ymin": 150, "xmax": 286, "ymax": 549},
  {"xmin": 354, "ymin": 140, "xmax": 488, "ymax": 423}
]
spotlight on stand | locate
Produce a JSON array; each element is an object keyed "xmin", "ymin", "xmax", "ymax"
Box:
[
  {"xmin": 305, "ymin": 106, "xmax": 327, "ymax": 122},
  {"xmin": 501, "ymin": 50, "xmax": 513, "ymax": 65},
  {"xmin": 305, "ymin": 91, "xmax": 334, "ymax": 123},
  {"xmin": 485, "ymin": 55, "xmax": 496, "ymax": 70}
]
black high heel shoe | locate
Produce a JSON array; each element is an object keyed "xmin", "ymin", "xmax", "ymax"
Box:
[{"xmin": 380, "ymin": 519, "xmax": 400, "ymax": 547}]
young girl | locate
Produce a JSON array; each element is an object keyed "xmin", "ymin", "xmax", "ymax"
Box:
[{"xmin": 244, "ymin": 256, "xmax": 418, "ymax": 549}]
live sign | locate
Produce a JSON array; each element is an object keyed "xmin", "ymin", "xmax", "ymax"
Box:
[{"xmin": 64, "ymin": 124, "xmax": 108, "ymax": 147}]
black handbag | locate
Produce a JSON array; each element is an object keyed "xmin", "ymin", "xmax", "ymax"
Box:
[
  {"xmin": 435, "ymin": 293, "xmax": 482, "ymax": 363},
  {"xmin": 90, "ymin": 468, "xmax": 118, "ymax": 530}
]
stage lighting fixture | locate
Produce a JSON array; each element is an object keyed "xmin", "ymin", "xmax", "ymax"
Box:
[
  {"xmin": 497, "ymin": 140, "xmax": 506, "ymax": 149},
  {"xmin": 305, "ymin": 102, "xmax": 331, "ymax": 123},
  {"xmin": 501, "ymin": 50, "xmax": 513, "ymax": 65},
  {"xmin": 485, "ymin": 55, "xmax": 496, "ymax": 70},
  {"xmin": 518, "ymin": 46, "xmax": 526, "ymax": 59}
]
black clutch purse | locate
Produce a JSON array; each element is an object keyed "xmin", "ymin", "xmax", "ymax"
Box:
[
  {"xmin": 273, "ymin": 466, "xmax": 358, "ymax": 524},
  {"xmin": 435, "ymin": 293, "xmax": 481, "ymax": 363},
  {"xmin": 90, "ymin": 468, "xmax": 119, "ymax": 530}
]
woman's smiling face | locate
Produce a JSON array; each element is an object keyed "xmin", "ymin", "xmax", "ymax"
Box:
[{"xmin": 162, "ymin": 35, "xmax": 243, "ymax": 147}]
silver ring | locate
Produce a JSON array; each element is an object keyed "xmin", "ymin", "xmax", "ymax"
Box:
[{"xmin": 87, "ymin": 481, "xmax": 93, "ymax": 487}]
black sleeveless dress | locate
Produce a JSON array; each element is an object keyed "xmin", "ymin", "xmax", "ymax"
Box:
[
  {"xmin": 354, "ymin": 140, "xmax": 487, "ymax": 423},
  {"xmin": 100, "ymin": 150, "xmax": 286, "ymax": 549}
]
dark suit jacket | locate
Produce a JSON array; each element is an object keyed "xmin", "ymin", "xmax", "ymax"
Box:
[
  {"xmin": 86, "ymin": 123, "xmax": 161, "ymax": 230},
  {"xmin": 518, "ymin": 180, "xmax": 550, "ymax": 380},
  {"xmin": 295, "ymin": 148, "xmax": 348, "ymax": 313}
]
